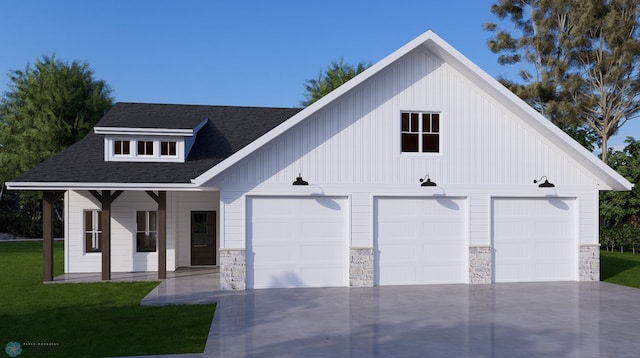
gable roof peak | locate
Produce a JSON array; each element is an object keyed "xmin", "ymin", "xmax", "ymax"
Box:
[{"xmin": 191, "ymin": 30, "xmax": 631, "ymax": 191}]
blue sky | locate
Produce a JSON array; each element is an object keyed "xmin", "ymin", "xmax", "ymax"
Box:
[{"xmin": 0, "ymin": 0, "xmax": 637, "ymax": 148}]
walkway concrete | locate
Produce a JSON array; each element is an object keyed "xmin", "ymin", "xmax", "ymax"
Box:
[{"xmin": 51, "ymin": 267, "xmax": 220, "ymax": 305}]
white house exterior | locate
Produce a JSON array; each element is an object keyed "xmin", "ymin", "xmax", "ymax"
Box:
[{"xmin": 7, "ymin": 30, "xmax": 632, "ymax": 290}]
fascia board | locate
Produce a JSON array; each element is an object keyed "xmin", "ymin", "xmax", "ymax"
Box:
[
  {"xmin": 5, "ymin": 181, "xmax": 217, "ymax": 191},
  {"xmin": 94, "ymin": 127, "xmax": 195, "ymax": 136}
]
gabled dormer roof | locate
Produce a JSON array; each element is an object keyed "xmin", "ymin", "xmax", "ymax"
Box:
[{"xmin": 7, "ymin": 103, "xmax": 300, "ymax": 190}]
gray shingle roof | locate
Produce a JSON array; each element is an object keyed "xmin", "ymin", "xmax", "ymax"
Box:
[{"xmin": 11, "ymin": 102, "xmax": 301, "ymax": 184}]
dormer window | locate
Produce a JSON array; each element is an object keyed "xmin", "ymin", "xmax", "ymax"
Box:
[
  {"xmin": 114, "ymin": 140, "xmax": 130, "ymax": 155},
  {"xmin": 161, "ymin": 141, "xmax": 177, "ymax": 156},
  {"xmin": 137, "ymin": 141, "xmax": 154, "ymax": 156},
  {"xmin": 97, "ymin": 118, "xmax": 207, "ymax": 163}
]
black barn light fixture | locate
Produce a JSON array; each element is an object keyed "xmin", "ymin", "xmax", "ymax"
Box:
[
  {"xmin": 419, "ymin": 174, "xmax": 437, "ymax": 187},
  {"xmin": 292, "ymin": 173, "xmax": 309, "ymax": 186},
  {"xmin": 534, "ymin": 176, "xmax": 555, "ymax": 188}
]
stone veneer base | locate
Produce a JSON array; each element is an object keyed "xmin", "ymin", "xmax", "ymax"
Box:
[
  {"xmin": 218, "ymin": 243, "xmax": 595, "ymax": 290},
  {"xmin": 350, "ymin": 247, "xmax": 374, "ymax": 287},
  {"xmin": 579, "ymin": 244, "xmax": 600, "ymax": 281},
  {"xmin": 469, "ymin": 246, "xmax": 492, "ymax": 284},
  {"xmin": 219, "ymin": 249, "xmax": 246, "ymax": 290}
]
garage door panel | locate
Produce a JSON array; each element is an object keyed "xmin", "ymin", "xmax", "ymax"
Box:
[
  {"xmin": 382, "ymin": 243, "xmax": 417, "ymax": 260},
  {"xmin": 493, "ymin": 198, "xmax": 576, "ymax": 283},
  {"xmin": 375, "ymin": 197, "xmax": 467, "ymax": 286},
  {"xmin": 248, "ymin": 197, "xmax": 348, "ymax": 289},
  {"xmin": 424, "ymin": 265, "xmax": 462, "ymax": 284},
  {"xmin": 385, "ymin": 265, "xmax": 417, "ymax": 283}
]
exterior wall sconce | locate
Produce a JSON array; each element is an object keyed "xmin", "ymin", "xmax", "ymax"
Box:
[
  {"xmin": 292, "ymin": 174, "xmax": 309, "ymax": 186},
  {"xmin": 534, "ymin": 176, "xmax": 555, "ymax": 188},
  {"xmin": 420, "ymin": 175, "xmax": 437, "ymax": 187}
]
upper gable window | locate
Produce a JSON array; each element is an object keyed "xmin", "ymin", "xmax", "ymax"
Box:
[
  {"xmin": 161, "ymin": 141, "xmax": 177, "ymax": 156},
  {"xmin": 114, "ymin": 140, "xmax": 130, "ymax": 155},
  {"xmin": 401, "ymin": 112, "xmax": 440, "ymax": 153},
  {"xmin": 137, "ymin": 141, "xmax": 154, "ymax": 156}
]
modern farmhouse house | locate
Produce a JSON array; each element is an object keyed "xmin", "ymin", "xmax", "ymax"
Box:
[{"xmin": 7, "ymin": 30, "xmax": 632, "ymax": 290}]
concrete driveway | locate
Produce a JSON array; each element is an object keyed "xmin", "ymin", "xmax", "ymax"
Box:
[{"xmin": 182, "ymin": 282, "xmax": 639, "ymax": 358}]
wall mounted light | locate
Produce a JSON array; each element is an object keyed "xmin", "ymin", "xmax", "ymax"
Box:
[
  {"xmin": 534, "ymin": 176, "xmax": 555, "ymax": 188},
  {"xmin": 292, "ymin": 174, "xmax": 309, "ymax": 186},
  {"xmin": 419, "ymin": 174, "xmax": 437, "ymax": 187}
]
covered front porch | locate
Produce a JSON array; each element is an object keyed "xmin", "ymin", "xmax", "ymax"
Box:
[{"xmin": 40, "ymin": 187, "xmax": 220, "ymax": 283}]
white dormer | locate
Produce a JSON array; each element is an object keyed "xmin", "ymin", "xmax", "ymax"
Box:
[{"xmin": 96, "ymin": 118, "xmax": 207, "ymax": 163}]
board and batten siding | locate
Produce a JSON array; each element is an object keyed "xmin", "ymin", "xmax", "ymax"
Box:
[
  {"xmin": 66, "ymin": 190, "xmax": 172, "ymax": 272},
  {"xmin": 212, "ymin": 46, "xmax": 599, "ymax": 189},
  {"xmin": 208, "ymin": 45, "xmax": 600, "ymax": 251}
]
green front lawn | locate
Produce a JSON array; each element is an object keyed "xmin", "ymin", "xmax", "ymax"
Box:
[
  {"xmin": 0, "ymin": 241, "xmax": 215, "ymax": 357},
  {"xmin": 600, "ymin": 250, "xmax": 640, "ymax": 288}
]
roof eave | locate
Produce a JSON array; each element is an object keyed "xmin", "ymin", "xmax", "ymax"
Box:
[
  {"xmin": 94, "ymin": 127, "xmax": 195, "ymax": 136},
  {"xmin": 5, "ymin": 181, "xmax": 217, "ymax": 192}
]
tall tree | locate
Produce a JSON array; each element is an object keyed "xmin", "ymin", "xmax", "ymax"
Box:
[
  {"xmin": 302, "ymin": 58, "xmax": 370, "ymax": 107},
  {"xmin": 0, "ymin": 55, "xmax": 113, "ymax": 236},
  {"xmin": 484, "ymin": 0, "xmax": 640, "ymax": 162}
]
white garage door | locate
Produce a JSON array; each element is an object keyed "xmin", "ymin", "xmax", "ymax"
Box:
[
  {"xmin": 492, "ymin": 198, "xmax": 576, "ymax": 283},
  {"xmin": 247, "ymin": 196, "xmax": 348, "ymax": 289},
  {"xmin": 375, "ymin": 197, "xmax": 467, "ymax": 286}
]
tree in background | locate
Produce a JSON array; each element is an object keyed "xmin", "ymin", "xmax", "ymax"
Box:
[
  {"xmin": 0, "ymin": 55, "xmax": 113, "ymax": 236},
  {"xmin": 600, "ymin": 137, "xmax": 640, "ymax": 251},
  {"xmin": 302, "ymin": 59, "xmax": 370, "ymax": 107},
  {"xmin": 484, "ymin": 0, "xmax": 640, "ymax": 162}
]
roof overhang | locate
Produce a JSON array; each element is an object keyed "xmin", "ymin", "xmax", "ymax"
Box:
[
  {"xmin": 5, "ymin": 181, "xmax": 217, "ymax": 192},
  {"xmin": 94, "ymin": 127, "xmax": 195, "ymax": 137},
  {"xmin": 93, "ymin": 118, "xmax": 208, "ymax": 137}
]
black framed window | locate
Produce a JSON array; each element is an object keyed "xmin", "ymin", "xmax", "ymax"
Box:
[
  {"xmin": 401, "ymin": 112, "xmax": 440, "ymax": 153},
  {"xmin": 137, "ymin": 141, "xmax": 154, "ymax": 156},
  {"xmin": 160, "ymin": 141, "xmax": 177, "ymax": 156},
  {"xmin": 114, "ymin": 140, "xmax": 130, "ymax": 155},
  {"xmin": 136, "ymin": 211, "xmax": 157, "ymax": 252},
  {"xmin": 85, "ymin": 210, "xmax": 102, "ymax": 253}
]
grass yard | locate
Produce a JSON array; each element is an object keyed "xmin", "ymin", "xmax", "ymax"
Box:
[
  {"xmin": 601, "ymin": 250, "xmax": 640, "ymax": 288},
  {"xmin": 0, "ymin": 241, "xmax": 215, "ymax": 358}
]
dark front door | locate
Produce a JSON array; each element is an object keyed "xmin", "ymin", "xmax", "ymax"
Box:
[{"xmin": 191, "ymin": 211, "xmax": 216, "ymax": 265}]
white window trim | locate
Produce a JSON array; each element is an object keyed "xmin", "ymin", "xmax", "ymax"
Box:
[
  {"xmin": 136, "ymin": 210, "xmax": 158, "ymax": 253},
  {"xmin": 400, "ymin": 111, "xmax": 443, "ymax": 155},
  {"xmin": 84, "ymin": 210, "xmax": 101, "ymax": 254},
  {"xmin": 104, "ymin": 136, "xmax": 185, "ymax": 163},
  {"xmin": 160, "ymin": 141, "xmax": 179, "ymax": 157},
  {"xmin": 113, "ymin": 139, "xmax": 132, "ymax": 157}
]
